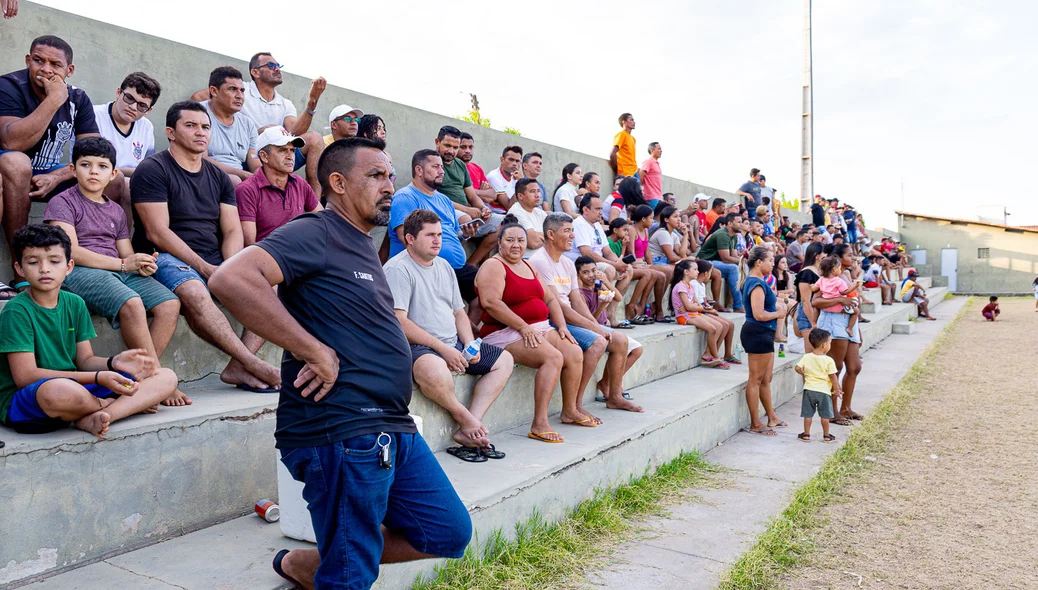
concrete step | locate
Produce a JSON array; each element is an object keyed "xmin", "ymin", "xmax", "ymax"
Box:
[
  {"xmin": 5, "ymin": 292, "xmax": 951, "ymax": 588},
  {"xmin": 892, "ymin": 321, "xmax": 914, "ymax": 334}
]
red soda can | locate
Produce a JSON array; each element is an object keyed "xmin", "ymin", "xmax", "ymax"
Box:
[{"xmin": 255, "ymin": 499, "xmax": 280, "ymax": 522}]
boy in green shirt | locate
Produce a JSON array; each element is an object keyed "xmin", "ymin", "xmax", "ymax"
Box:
[{"xmin": 0, "ymin": 225, "xmax": 178, "ymax": 438}]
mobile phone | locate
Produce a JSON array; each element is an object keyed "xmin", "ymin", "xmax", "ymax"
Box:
[{"xmin": 622, "ymin": 254, "xmax": 636, "ymax": 264}]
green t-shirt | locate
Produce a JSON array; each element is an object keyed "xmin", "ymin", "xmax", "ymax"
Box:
[
  {"xmin": 697, "ymin": 229, "xmax": 734, "ymax": 262},
  {"xmin": 607, "ymin": 237, "xmax": 624, "ymax": 257},
  {"xmin": 0, "ymin": 291, "xmax": 96, "ymax": 423},
  {"xmin": 440, "ymin": 157, "xmax": 472, "ymax": 206}
]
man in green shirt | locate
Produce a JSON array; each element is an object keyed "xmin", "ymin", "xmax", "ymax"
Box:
[
  {"xmin": 0, "ymin": 225, "xmax": 178, "ymax": 438},
  {"xmin": 696, "ymin": 213, "xmax": 743, "ymax": 311}
]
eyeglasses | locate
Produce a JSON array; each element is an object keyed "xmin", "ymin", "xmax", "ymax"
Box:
[
  {"xmin": 335, "ymin": 116, "xmax": 362, "ymax": 123},
  {"xmin": 260, "ymin": 62, "xmax": 284, "ymax": 70},
  {"xmin": 119, "ymin": 91, "xmax": 152, "ymax": 112}
]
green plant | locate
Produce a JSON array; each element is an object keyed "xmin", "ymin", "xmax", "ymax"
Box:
[
  {"xmin": 504, "ymin": 127, "xmax": 521, "ymax": 136},
  {"xmin": 456, "ymin": 109, "xmax": 491, "ymax": 128}
]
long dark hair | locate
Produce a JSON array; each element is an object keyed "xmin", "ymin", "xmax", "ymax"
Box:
[
  {"xmin": 617, "ymin": 176, "xmax": 648, "ymax": 209},
  {"xmin": 357, "ymin": 114, "xmax": 385, "ymax": 140},
  {"xmin": 650, "ymin": 206, "xmax": 678, "ymax": 238},
  {"xmin": 803, "ymin": 242, "xmax": 825, "ymax": 268},
  {"xmin": 668, "ymin": 259, "xmax": 696, "ymax": 311},
  {"xmin": 579, "ymin": 172, "xmax": 599, "ymax": 190},
  {"xmin": 555, "ymin": 163, "xmax": 579, "ymax": 196}
]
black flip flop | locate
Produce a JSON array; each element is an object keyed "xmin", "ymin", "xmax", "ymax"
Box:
[
  {"xmin": 236, "ymin": 383, "xmax": 279, "ymax": 393},
  {"xmin": 446, "ymin": 446, "xmax": 487, "ymax": 463},
  {"xmin": 595, "ymin": 392, "xmax": 633, "ymax": 403},
  {"xmin": 272, "ymin": 549, "xmax": 306, "ymax": 590},
  {"xmin": 480, "ymin": 444, "xmax": 505, "ymax": 460}
]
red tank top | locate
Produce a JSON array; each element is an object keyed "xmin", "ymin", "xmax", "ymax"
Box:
[{"xmin": 478, "ymin": 258, "xmax": 550, "ymax": 338}]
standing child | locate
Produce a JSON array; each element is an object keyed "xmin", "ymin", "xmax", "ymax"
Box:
[
  {"xmin": 43, "ymin": 136, "xmax": 187, "ymax": 406},
  {"xmin": 0, "ymin": 225, "xmax": 178, "ymax": 438},
  {"xmin": 982, "ymin": 296, "xmax": 1000, "ymax": 321},
  {"xmin": 669, "ymin": 259, "xmax": 729, "ymax": 369},
  {"xmin": 795, "ymin": 328, "xmax": 843, "ymax": 443},
  {"xmin": 813, "ymin": 255, "xmax": 861, "ymax": 337}
]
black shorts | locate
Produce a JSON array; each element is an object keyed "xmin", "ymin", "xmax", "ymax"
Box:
[
  {"xmin": 410, "ymin": 340, "xmax": 503, "ymax": 376},
  {"xmin": 453, "ymin": 264, "xmax": 479, "ymax": 302},
  {"xmin": 740, "ymin": 321, "xmax": 776, "ymax": 355}
]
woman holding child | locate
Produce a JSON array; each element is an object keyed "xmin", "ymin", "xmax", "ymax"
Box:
[
  {"xmin": 739, "ymin": 246, "xmax": 788, "ymax": 435},
  {"xmin": 812, "ymin": 244, "xmax": 864, "ymax": 425}
]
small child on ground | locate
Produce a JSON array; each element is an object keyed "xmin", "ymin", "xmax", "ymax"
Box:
[
  {"xmin": 42, "ymin": 136, "xmax": 188, "ymax": 406},
  {"xmin": 795, "ymin": 328, "xmax": 843, "ymax": 443},
  {"xmin": 982, "ymin": 295, "xmax": 1000, "ymax": 321},
  {"xmin": 0, "ymin": 225, "xmax": 179, "ymax": 438},
  {"xmin": 813, "ymin": 255, "xmax": 861, "ymax": 336}
]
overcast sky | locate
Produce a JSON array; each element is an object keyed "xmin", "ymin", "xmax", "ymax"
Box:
[{"xmin": 35, "ymin": 0, "xmax": 1038, "ymax": 228}]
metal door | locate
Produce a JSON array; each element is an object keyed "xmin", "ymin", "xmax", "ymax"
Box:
[{"xmin": 940, "ymin": 248, "xmax": 958, "ymax": 292}]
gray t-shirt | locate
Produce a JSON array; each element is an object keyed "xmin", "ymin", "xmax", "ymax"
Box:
[
  {"xmin": 739, "ymin": 181, "xmax": 762, "ymax": 208},
  {"xmin": 203, "ymin": 101, "xmax": 258, "ymax": 170},
  {"xmin": 785, "ymin": 240, "xmax": 803, "ymax": 266},
  {"xmin": 648, "ymin": 227, "xmax": 675, "ymax": 260},
  {"xmin": 383, "ymin": 251, "xmax": 464, "ymax": 346}
]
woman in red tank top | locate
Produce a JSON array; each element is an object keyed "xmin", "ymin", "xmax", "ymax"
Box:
[{"xmin": 475, "ymin": 221, "xmax": 584, "ymax": 444}]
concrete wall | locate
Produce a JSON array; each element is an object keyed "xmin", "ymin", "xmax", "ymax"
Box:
[
  {"xmin": 898, "ymin": 214, "xmax": 1038, "ymax": 294},
  {"xmin": 0, "ymin": 1, "xmax": 739, "ymax": 282}
]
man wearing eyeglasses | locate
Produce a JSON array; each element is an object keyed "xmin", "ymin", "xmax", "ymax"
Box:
[
  {"xmin": 324, "ymin": 104, "xmax": 363, "ymax": 146},
  {"xmin": 240, "ymin": 53, "xmax": 327, "ymax": 198},
  {"xmin": 91, "ymin": 72, "xmax": 161, "ymax": 227}
]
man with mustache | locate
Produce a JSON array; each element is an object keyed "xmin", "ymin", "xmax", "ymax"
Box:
[
  {"xmin": 210, "ymin": 137, "xmax": 472, "ymax": 589},
  {"xmin": 200, "ymin": 66, "xmax": 259, "ymax": 187}
]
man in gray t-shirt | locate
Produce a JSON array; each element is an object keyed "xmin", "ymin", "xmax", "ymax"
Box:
[
  {"xmin": 200, "ymin": 66, "xmax": 260, "ymax": 184},
  {"xmin": 383, "ymin": 210, "xmax": 514, "ymax": 456},
  {"xmin": 785, "ymin": 229, "xmax": 808, "ymax": 271}
]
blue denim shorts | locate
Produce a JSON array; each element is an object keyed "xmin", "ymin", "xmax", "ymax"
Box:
[
  {"xmin": 2, "ymin": 372, "xmax": 132, "ymax": 433},
  {"xmin": 550, "ymin": 321, "xmax": 605, "ymax": 351},
  {"xmin": 153, "ymin": 253, "xmax": 207, "ymax": 292},
  {"xmin": 280, "ymin": 432, "xmax": 471, "ymax": 589},
  {"xmin": 293, "ymin": 148, "xmax": 306, "ymax": 172}
]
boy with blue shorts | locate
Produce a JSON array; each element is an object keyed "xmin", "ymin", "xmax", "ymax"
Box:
[
  {"xmin": 43, "ymin": 136, "xmax": 186, "ymax": 405},
  {"xmin": 794, "ymin": 328, "xmax": 843, "ymax": 443},
  {"xmin": 0, "ymin": 224, "xmax": 178, "ymax": 438}
]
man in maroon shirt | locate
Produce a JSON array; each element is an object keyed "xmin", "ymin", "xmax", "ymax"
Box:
[{"xmin": 235, "ymin": 126, "xmax": 322, "ymax": 246}]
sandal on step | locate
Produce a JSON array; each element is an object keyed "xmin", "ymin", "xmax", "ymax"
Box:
[
  {"xmin": 724, "ymin": 357, "xmax": 743, "ymax": 365},
  {"xmin": 446, "ymin": 446, "xmax": 488, "ymax": 463},
  {"xmin": 528, "ymin": 431, "xmax": 564, "ymax": 443},
  {"xmin": 480, "ymin": 444, "xmax": 505, "ymax": 460},
  {"xmin": 612, "ymin": 319, "xmax": 635, "ymax": 329}
]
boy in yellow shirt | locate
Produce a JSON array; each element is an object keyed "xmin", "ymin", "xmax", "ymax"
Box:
[{"xmin": 794, "ymin": 328, "xmax": 843, "ymax": 443}]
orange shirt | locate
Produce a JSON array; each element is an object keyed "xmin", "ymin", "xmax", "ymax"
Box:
[
  {"xmin": 613, "ymin": 130, "xmax": 637, "ymax": 176},
  {"xmin": 705, "ymin": 209, "xmax": 720, "ymax": 230}
]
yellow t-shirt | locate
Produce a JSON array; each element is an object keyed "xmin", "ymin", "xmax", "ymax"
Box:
[
  {"xmin": 797, "ymin": 353, "xmax": 837, "ymax": 394},
  {"xmin": 324, "ymin": 133, "xmax": 334, "ymax": 147},
  {"xmin": 899, "ymin": 279, "xmax": 916, "ymax": 299},
  {"xmin": 613, "ymin": 130, "xmax": 637, "ymax": 176}
]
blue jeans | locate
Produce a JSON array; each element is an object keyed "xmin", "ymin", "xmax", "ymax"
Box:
[
  {"xmin": 710, "ymin": 260, "xmax": 743, "ymax": 309},
  {"xmin": 280, "ymin": 432, "xmax": 471, "ymax": 589},
  {"xmin": 153, "ymin": 253, "xmax": 207, "ymax": 292}
]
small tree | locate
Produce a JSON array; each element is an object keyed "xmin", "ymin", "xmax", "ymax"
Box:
[{"xmin": 457, "ymin": 109, "xmax": 491, "ymax": 128}]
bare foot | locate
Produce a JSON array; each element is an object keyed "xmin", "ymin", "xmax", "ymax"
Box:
[
  {"xmin": 74, "ymin": 410, "xmax": 111, "ymax": 439},
  {"xmin": 139, "ymin": 405, "xmax": 159, "ymax": 415},
  {"xmin": 530, "ymin": 420, "xmax": 563, "ymax": 442},
  {"xmin": 846, "ymin": 327, "xmax": 855, "ymax": 337},
  {"xmin": 220, "ymin": 364, "xmax": 273, "ymax": 390},
  {"xmin": 606, "ymin": 398, "xmax": 644, "ymax": 413},
  {"xmin": 161, "ymin": 389, "xmax": 193, "ymax": 407},
  {"xmin": 452, "ymin": 428, "xmax": 489, "ymax": 449},
  {"xmin": 575, "ymin": 405, "xmax": 603, "ymax": 425}
]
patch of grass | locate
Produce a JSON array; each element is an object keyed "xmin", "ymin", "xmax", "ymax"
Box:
[
  {"xmin": 943, "ymin": 291, "xmax": 955, "ymax": 301},
  {"xmin": 718, "ymin": 297, "xmax": 974, "ymax": 590},
  {"xmin": 413, "ymin": 451, "xmax": 725, "ymax": 590}
]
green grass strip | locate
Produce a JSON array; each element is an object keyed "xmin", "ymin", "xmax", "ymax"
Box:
[
  {"xmin": 413, "ymin": 451, "xmax": 725, "ymax": 590},
  {"xmin": 718, "ymin": 297, "xmax": 973, "ymax": 589}
]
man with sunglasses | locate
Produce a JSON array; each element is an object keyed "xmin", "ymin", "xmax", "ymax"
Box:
[
  {"xmin": 241, "ymin": 53, "xmax": 327, "ymax": 197},
  {"xmin": 324, "ymin": 104, "xmax": 363, "ymax": 146},
  {"xmin": 92, "ymin": 72, "xmax": 161, "ymax": 227}
]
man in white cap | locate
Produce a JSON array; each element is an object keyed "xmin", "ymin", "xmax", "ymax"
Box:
[
  {"xmin": 690, "ymin": 193, "xmax": 711, "ymax": 246},
  {"xmin": 324, "ymin": 104, "xmax": 363, "ymax": 146},
  {"xmin": 235, "ymin": 126, "xmax": 322, "ymax": 246}
]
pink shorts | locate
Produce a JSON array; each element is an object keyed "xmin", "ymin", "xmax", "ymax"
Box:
[{"xmin": 481, "ymin": 320, "xmax": 553, "ymax": 348}]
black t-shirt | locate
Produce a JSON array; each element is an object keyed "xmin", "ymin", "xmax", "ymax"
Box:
[
  {"xmin": 130, "ymin": 150, "xmax": 237, "ymax": 266},
  {"xmin": 0, "ymin": 69, "xmax": 98, "ymax": 173},
  {"xmin": 810, "ymin": 203, "xmax": 825, "ymax": 227},
  {"xmin": 257, "ymin": 210, "xmax": 416, "ymax": 449},
  {"xmin": 794, "ymin": 268, "xmax": 820, "ymax": 303}
]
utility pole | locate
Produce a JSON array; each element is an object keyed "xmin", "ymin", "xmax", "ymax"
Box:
[{"xmin": 800, "ymin": 0, "xmax": 813, "ymax": 212}]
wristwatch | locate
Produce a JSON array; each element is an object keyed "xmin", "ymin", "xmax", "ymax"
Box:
[{"xmin": 305, "ymin": 108, "xmax": 316, "ymax": 116}]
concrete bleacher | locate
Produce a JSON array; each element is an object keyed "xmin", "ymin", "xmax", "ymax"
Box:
[{"xmin": 1, "ymin": 278, "xmax": 948, "ymax": 588}]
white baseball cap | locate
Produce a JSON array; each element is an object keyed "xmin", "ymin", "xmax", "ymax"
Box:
[
  {"xmin": 693, "ymin": 193, "xmax": 710, "ymax": 203},
  {"xmin": 329, "ymin": 104, "xmax": 364, "ymax": 124},
  {"xmin": 256, "ymin": 126, "xmax": 305, "ymax": 152}
]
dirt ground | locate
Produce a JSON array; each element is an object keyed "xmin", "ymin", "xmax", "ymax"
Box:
[{"xmin": 782, "ymin": 297, "xmax": 1038, "ymax": 590}]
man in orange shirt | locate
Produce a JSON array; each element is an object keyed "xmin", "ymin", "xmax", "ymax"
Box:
[
  {"xmin": 609, "ymin": 113, "xmax": 637, "ymax": 178},
  {"xmin": 704, "ymin": 197, "xmax": 726, "ymax": 233}
]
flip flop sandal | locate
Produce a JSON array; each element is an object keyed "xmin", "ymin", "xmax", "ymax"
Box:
[
  {"xmin": 272, "ymin": 549, "xmax": 306, "ymax": 590},
  {"xmin": 846, "ymin": 412, "xmax": 864, "ymax": 421},
  {"xmin": 859, "ymin": 317, "xmax": 871, "ymax": 323},
  {"xmin": 742, "ymin": 427, "xmax": 777, "ymax": 436},
  {"xmin": 612, "ymin": 320, "xmax": 635, "ymax": 329},
  {"xmin": 527, "ymin": 431, "xmax": 564, "ymax": 443},
  {"xmin": 713, "ymin": 362, "xmax": 731, "ymax": 370},
  {"xmin": 724, "ymin": 357, "xmax": 743, "ymax": 365},
  {"xmin": 822, "ymin": 434, "xmax": 837, "ymax": 443},
  {"xmin": 595, "ymin": 394, "xmax": 607, "ymax": 403},
  {"xmin": 480, "ymin": 444, "xmax": 505, "ymax": 459},
  {"xmin": 656, "ymin": 316, "xmax": 675, "ymax": 323},
  {"xmin": 701, "ymin": 358, "xmax": 723, "ymax": 367},
  {"xmin": 446, "ymin": 446, "xmax": 488, "ymax": 462},
  {"xmin": 830, "ymin": 418, "xmax": 852, "ymax": 426},
  {"xmin": 630, "ymin": 315, "xmax": 653, "ymax": 325},
  {"xmin": 798, "ymin": 432, "xmax": 811, "ymax": 442},
  {"xmin": 236, "ymin": 383, "xmax": 279, "ymax": 393},
  {"xmin": 770, "ymin": 421, "xmax": 788, "ymax": 428},
  {"xmin": 622, "ymin": 391, "xmax": 633, "ymax": 400},
  {"xmin": 562, "ymin": 415, "xmax": 597, "ymax": 428}
]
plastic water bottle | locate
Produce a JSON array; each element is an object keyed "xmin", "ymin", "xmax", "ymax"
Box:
[
  {"xmin": 734, "ymin": 342, "xmax": 743, "ymax": 362},
  {"xmin": 462, "ymin": 338, "xmax": 482, "ymax": 362},
  {"xmin": 778, "ymin": 343, "xmax": 786, "ymax": 358}
]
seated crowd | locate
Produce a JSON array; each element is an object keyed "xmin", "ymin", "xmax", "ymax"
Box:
[{"xmin": 0, "ymin": 34, "xmax": 920, "ymax": 453}]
